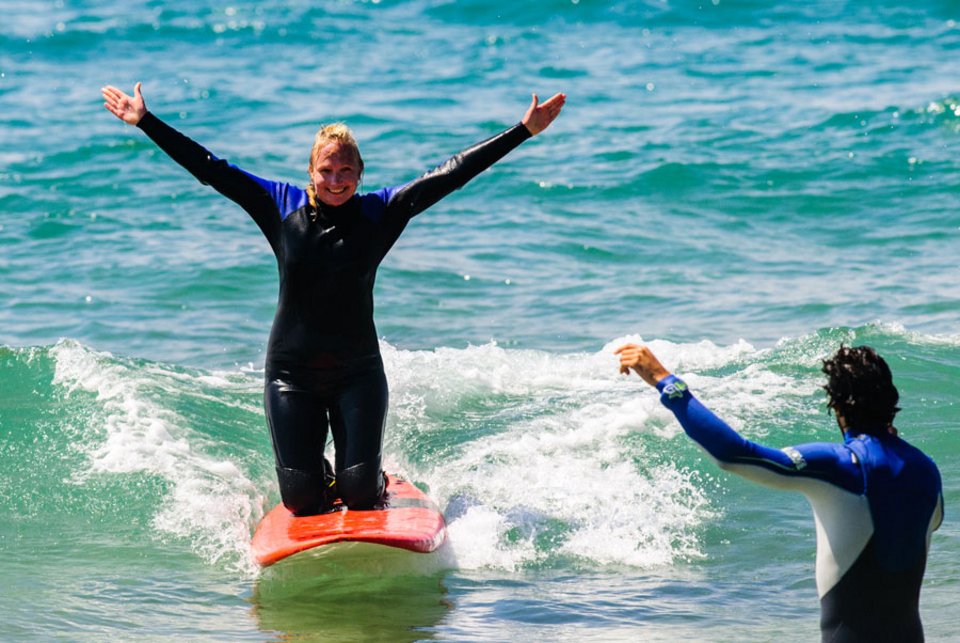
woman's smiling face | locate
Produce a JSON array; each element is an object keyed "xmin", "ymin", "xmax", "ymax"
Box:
[{"xmin": 310, "ymin": 142, "xmax": 360, "ymax": 207}]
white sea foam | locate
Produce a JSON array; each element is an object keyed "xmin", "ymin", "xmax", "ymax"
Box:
[
  {"xmin": 873, "ymin": 321, "xmax": 960, "ymax": 347},
  {"xmin": 45, "ymin": 333, "xmax": 821, "ymax": 576},
  {"xmin": 381, "ymin": 336, "xmax": 790, "ymax": 571},
  {"xmin": 50, "ymin": 340, "xmax": 264, "ymax": 575}
]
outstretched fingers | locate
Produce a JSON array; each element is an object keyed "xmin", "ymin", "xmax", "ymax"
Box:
[
  {"xmin": 538, "ymin": 92, "xmax": 566, "ymax": 121},
  {"xmin": 100, "ymin": 82, "xmax": 146, "ymax": 125},
  {"xmin": 522, "ymin": 91, "xmax": 566, "ymax": 136},
  {"xmin": 101, "ymin": 86, "xmax": 128, "ymax": 113},
  {"xmin": 539, "ymin": 92, "xmax": 566, "ymax": 112}
]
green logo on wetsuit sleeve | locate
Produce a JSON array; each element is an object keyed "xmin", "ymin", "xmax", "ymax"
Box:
[{"xmin": 662, "ymin": 379, "xmax": 688, "ymax": 399}]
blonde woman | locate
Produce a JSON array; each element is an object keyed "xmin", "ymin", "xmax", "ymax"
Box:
[{"xmin": 102, "ymin": 82, "xmax": 565, "ymax": 515}]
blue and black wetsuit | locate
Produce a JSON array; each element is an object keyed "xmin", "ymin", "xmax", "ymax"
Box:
[
  {"xmin": 655, "ymin": 375, "xmax": 943, "ymax": 642},
  {"xmin": 136, "ymin": 112, "xmax": 532, "ymax": 513}
]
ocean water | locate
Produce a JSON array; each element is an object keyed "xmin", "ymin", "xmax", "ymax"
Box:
[{"xmin": 1, "ymin": 1, "xmax": 959, "ymax": 640}]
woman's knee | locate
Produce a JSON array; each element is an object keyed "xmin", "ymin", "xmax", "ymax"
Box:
[
  {"xmin": 276, "ymin": 465, "xmax": 335, "ymax": 516},
  {"xmin": 337, "ymin": 461, "xmax": 385, "ymax": 509}
]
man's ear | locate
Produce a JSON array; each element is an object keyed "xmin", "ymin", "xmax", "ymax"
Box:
[{"xmin": 834, "ymin": 410, "xmax": 848, "ymax": 430}]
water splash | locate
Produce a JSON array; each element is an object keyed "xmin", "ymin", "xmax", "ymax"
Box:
[{"xmin": 50, "ymin": 340, "xmax": 265, "ymax": 574}]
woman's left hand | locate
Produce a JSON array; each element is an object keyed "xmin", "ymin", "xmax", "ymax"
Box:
[{"xmin": 522, "ymin": 92, "xmax": 566, "ymax": 135}]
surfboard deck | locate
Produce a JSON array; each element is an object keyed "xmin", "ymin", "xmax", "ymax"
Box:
[{"xmin": 252, "ymin": 473, "xmax": 446, "ymax": 567}]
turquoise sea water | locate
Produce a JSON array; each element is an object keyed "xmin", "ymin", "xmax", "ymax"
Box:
[{"xmin": 2, "ymin": 1, "xmax": 959, "ymax": 640}]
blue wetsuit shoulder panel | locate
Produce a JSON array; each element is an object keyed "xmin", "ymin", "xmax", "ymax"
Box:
[
  {"xmin": 844, "ymin": 434, "xmax": 943, "ymax": 572},
  {"xmin": 357, "ymin": 186, "xmax": 399, "ymax": 224},
  {"xmin": 238, "ymin": 170, "xmax": 311, "ymax": 222}
]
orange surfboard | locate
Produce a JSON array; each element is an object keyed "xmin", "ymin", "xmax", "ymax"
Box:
[{"xmin": 252, "ymin": 474, "xmax": 446, "ymax": 567}]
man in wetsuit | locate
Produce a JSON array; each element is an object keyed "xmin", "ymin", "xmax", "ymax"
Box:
[
  {"xmin": 615, "ymin": 343, "xmax": 943, "ymax": 642},
  {"xmin": 102, "ymin": 82, "xmax": 565, "ymax": 515}
]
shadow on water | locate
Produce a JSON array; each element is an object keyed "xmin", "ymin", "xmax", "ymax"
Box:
[{"xmin": 251, "ymin": 542, "xmax": 452, "ymax": 642}]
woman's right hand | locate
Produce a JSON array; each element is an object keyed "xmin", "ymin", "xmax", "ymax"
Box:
[{"xmin": 101, "ymin": 82, "xmax": 147, "ymax": 125}]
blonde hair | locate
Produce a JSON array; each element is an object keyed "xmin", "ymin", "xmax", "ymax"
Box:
[{"xmin": 306, "ymin": 123, "xmax": 364, "ymax": 207}]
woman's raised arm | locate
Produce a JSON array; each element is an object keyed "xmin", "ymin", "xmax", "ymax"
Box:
[{"xmin": 384, "ymin": 91, "xmax": 566, "ymax": 219}]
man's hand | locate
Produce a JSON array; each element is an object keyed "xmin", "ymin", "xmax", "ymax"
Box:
[{"xmin": 614, "ymin": 343, "xmax": 672, "ymax": 387}]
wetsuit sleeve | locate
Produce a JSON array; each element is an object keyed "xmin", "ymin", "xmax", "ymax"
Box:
[
  {"xmin": 383, "ymin": 123, "xmax": 533, "ymax": 219},
  {"xmin": 656, "ymin": 375, "xmax": 863, "ymax": 494},
  {"xmin": 136, "ymin": 111, "xmax": 287, "ymax": 251}
]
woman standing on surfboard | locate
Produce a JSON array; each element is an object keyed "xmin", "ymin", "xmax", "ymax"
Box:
[{"xmin": 101, "ymin": 82, "xmax": 565, "ymax": 515}]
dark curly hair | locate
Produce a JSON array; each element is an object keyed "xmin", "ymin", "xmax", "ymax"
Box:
[{"xmin": 822, "ymin": 345, "xmax": 900, "ymax": 435}]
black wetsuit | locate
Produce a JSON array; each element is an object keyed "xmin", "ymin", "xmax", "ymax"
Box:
[{"xmin": 137, "ymin": 112, "xmax": 531, "ymax": 512}]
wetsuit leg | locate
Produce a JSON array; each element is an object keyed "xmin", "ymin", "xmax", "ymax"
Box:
[
  {"xmin": 328, "ymin": 366, "xmax": 388, "ymax": 509},
  {"xmin": 264, "ymin": 379, "xmax": 334, "ymax": 515}
]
